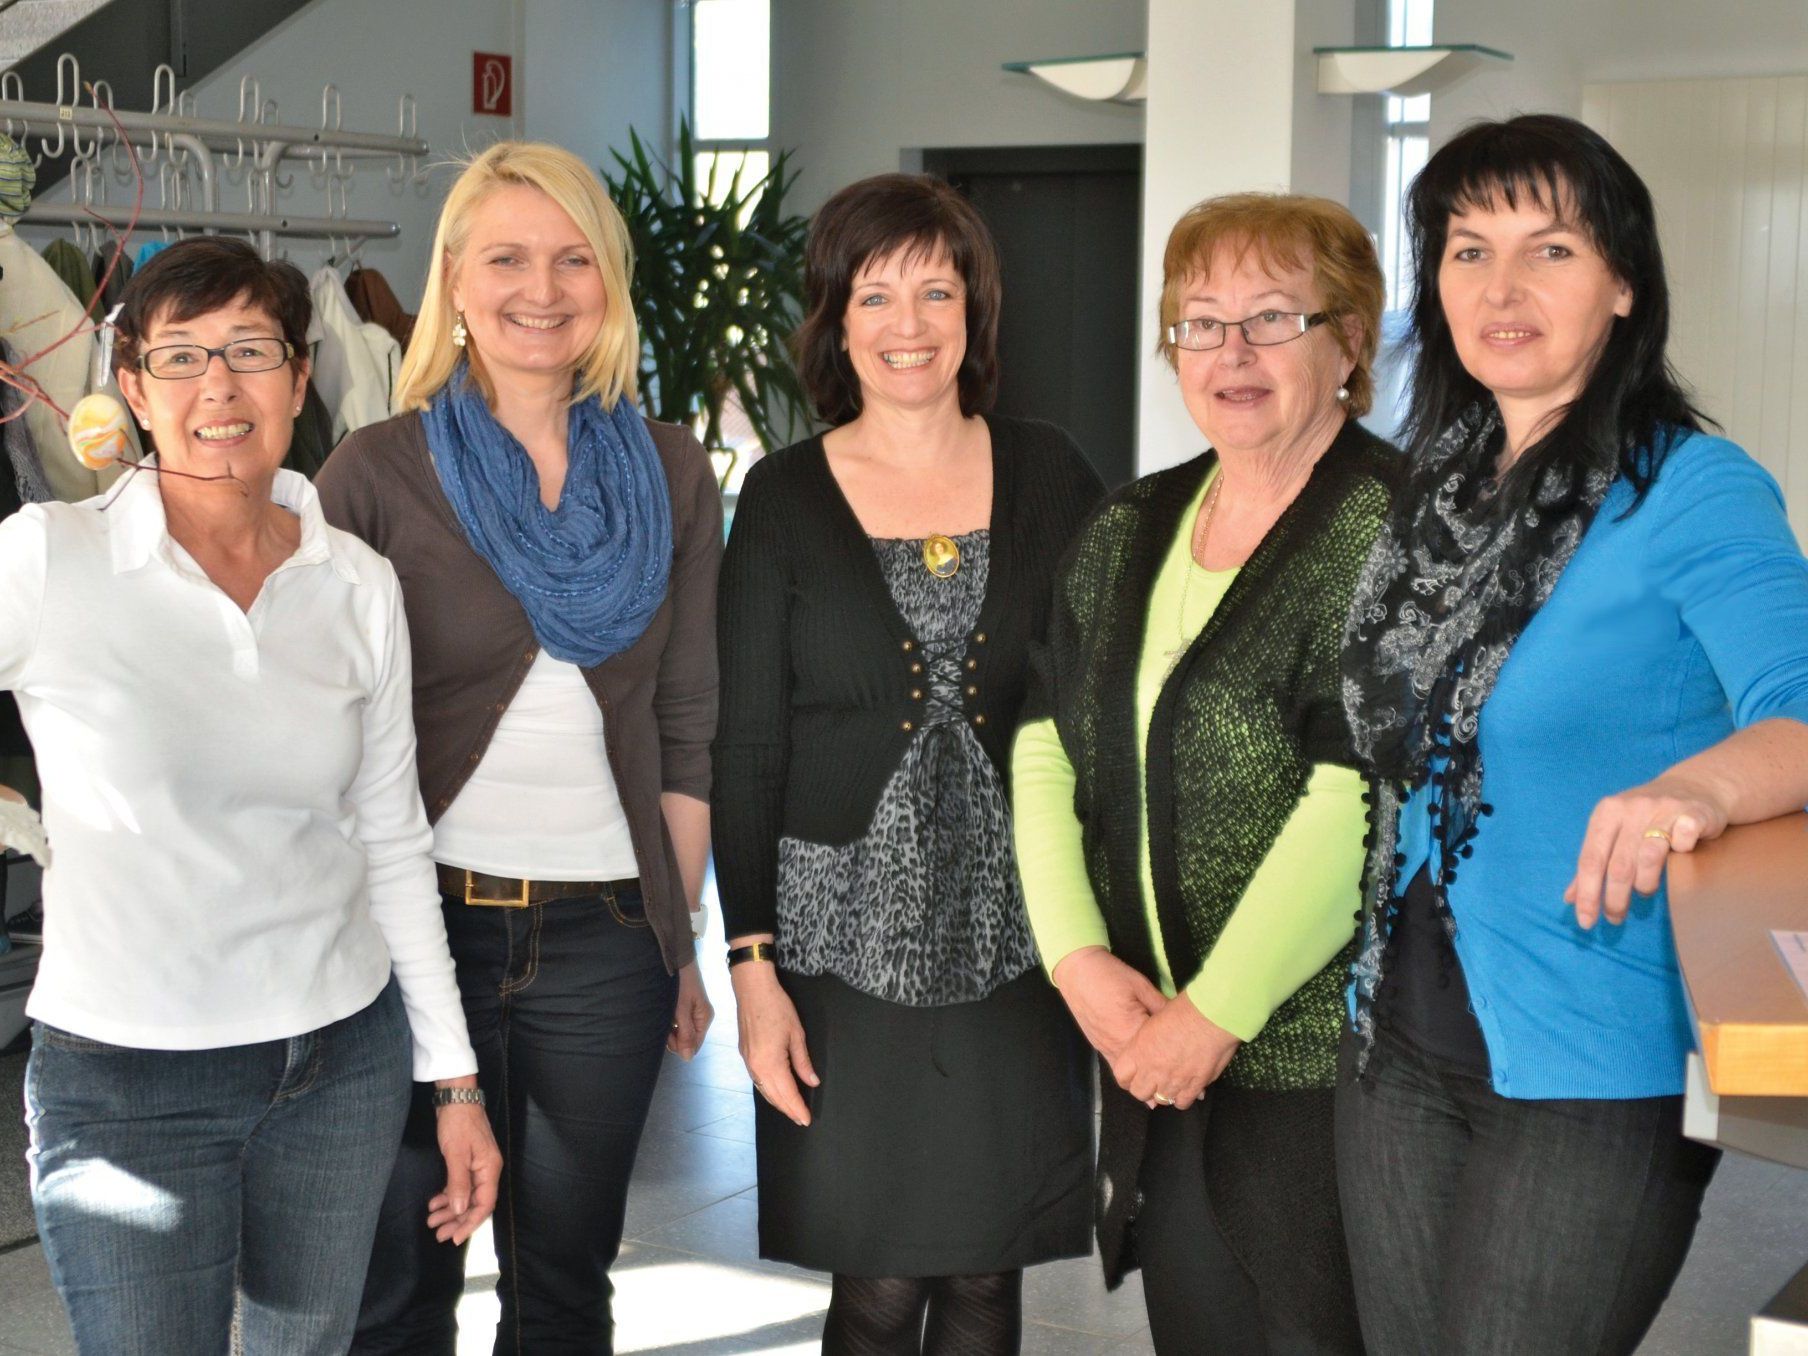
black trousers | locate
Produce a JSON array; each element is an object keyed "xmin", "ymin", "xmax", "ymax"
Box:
[
  {"xmin": 1335, "ymin": 1022, "xmax": 1721, "ymax": 1356},
  {"xmin": 353, "ymin": 887, "xmax": 678, "ymax": 1356},
  {"xmin": 1134, "ymin": 1085, "xmax": 1364, "ymax": 1355}
]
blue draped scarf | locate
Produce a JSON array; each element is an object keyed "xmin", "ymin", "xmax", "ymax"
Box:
[{"xmin": 422, "ymin": 364, "xmax": 673, "ymax": 668}]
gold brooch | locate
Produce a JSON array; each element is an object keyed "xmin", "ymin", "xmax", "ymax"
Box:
[{"xmin": 922, "ymin": 533, "xmax": 961, "ymax": 578}]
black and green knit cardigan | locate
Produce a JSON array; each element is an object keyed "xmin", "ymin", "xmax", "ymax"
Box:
[{"xmin": 1021, "ymin": 417, "xmax": 1399, "ymax": 1282}]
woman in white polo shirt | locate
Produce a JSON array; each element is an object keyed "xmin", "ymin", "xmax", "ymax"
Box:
[{"xmin": 0, "ymin": 238, "xmax": 500, "ymax": 1356}]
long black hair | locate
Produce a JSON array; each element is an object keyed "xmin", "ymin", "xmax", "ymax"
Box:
[{"xmin": 1402, "ymin": 113, "xmax": 1708, "ymax": 512}]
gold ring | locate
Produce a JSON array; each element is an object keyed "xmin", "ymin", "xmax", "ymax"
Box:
[
  {"xmin": 1153, "ymin": 1094, "xmax": 1175, "ymax": 1106},
  {"xmin": 1643, "ymin": 827, "xmax": 1673, "ymax": 847}
]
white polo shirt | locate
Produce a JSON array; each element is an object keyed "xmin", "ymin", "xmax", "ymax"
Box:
[{"xmin": 0, "ymin": 467, "xmax": 475, "ymax": 1080}]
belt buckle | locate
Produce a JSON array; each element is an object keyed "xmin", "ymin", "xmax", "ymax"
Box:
[{"xmin": 464, "ymin": 871, "xmax": 532, "ymax": 909}]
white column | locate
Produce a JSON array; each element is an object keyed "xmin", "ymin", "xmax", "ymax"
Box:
[{"xmin": 1136, "ymin": 0, "xmax": 1354, "ymax": 473}]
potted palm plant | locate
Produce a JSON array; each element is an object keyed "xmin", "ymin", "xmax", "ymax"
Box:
[{"xmin": 603, "ymin": 120, "xmax": 812, "ymax": 490}]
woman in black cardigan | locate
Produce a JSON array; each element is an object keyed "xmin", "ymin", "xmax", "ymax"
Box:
[{"xmin": 712, "ymin": 174, "xmax": 1102, "ymax": 1355}]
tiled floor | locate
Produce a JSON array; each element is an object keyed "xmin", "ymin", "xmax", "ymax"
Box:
[{"xmin": 0, "ymin": 890, "xmax": 1803, "ymax": 1352}]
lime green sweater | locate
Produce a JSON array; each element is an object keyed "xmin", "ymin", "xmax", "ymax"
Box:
[{"xmin": 1012, "ymin": 469, "xmax": 1367, "ymax": 1041}]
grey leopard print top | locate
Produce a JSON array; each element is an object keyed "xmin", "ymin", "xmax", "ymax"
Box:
[{"xmin": 776, "ymin": 530, "xmax": 1040, "ymax": 1006}]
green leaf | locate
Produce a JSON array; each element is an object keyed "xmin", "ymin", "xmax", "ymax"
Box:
[{"xmin": 602, "ymin": 113, "xmax": 814, "ymax": 460}]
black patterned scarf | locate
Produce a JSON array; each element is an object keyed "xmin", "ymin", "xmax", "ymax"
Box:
[{"xmin": 1339, "ymin": 402, "xmax": 1614, "ymax": 1069}]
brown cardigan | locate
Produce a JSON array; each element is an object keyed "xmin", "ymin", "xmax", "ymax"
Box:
[{"xmin": 316, "ymin": 411, "xmax": 722, "ymax": 972}]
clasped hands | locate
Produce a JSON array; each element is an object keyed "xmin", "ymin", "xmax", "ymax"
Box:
[{"xmin": 1052, "ymin": 946, "xmax": 1239, "ymax": 1111}]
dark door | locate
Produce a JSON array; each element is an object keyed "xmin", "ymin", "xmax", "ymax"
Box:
[{"xmin": 927, "ymin": 145, "xmax": 1141, "ymax": 488}]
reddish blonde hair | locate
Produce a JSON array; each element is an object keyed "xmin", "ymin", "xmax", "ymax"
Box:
[{"xmin": 1158, "ymin": 193, "xmax": 1384, "ymax": 416}]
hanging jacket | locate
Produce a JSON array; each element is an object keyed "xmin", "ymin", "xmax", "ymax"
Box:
[
  {"xmin": 308, "ymin": 266, "xmax": 394, "ymax": 440},
  {"xmin": 346, "ymin": 266, "xmax": 416, "ymax": 348},
  {"xmin": 0, "ymin": 225, "xmax": 116, "ymax": 501},
  {"xmin": 41, "ymin": 239, "xmax": 96, "ymax": 310},
  {"xmin": 91, "ymin": 247, "xmax": 131, "ymax": 312}
]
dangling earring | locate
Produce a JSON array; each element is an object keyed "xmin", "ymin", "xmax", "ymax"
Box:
[
  {"xmin": 1335, "ymin": 385, "xmax": 1350, "ymax": 405},
  {"xmin": 452, "ymin": 312, "xmax": 468, "ymax": 349}
]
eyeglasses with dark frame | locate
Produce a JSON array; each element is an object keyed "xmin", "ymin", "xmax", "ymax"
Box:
[
  {"xmin": 1165, "ymin": 310, "xmax": 1331, "ymax": 352},
  {"xmin": 136, "ymin": 338, "xmax": 295, "ymax": 380}
]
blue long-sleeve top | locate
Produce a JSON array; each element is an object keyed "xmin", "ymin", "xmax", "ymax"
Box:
[{"xmin": 1386, "ymin": 430, "xmax": 1808, "ymax": 1100}]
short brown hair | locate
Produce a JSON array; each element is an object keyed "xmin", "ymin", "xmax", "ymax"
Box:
[
  {"xmin": 113, "ymin": 237, "xmax": 311, "ymax": 372},
  {"xmin": 793, "ymin": 174, "xmax": 1001, "ymax": 426},
  {"xmin": 1158, "ymin": 193, "xmax": 1385, "ymax": 417}
]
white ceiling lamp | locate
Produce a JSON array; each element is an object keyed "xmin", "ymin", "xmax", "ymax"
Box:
[
  {"xmin": 1002, "ymin": 52, "xmax": 1147, "ymax": 105},
  {"xmin": 1314, "ymin": 43, "xmax": 1512, "ymax": 97}
]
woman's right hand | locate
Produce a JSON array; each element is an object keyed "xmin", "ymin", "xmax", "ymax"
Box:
[
  {"xmin": 1051, "ymin": 946, "xmax": 1166, "ymax": 1062},
  {"xmin": 729, "ymin": 944, "xmax": 819, "ymax": 1127},
  {"xmin": 426, "ymin": 1084, "xmax": 502, "ymax": 1245}
]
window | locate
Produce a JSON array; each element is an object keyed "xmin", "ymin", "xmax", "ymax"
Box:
[
  {"xmin": 1380, "ymin": 0, "xmax": 1433, "ymax": 313},
  {"xmin": 689, "ymin": 0, "xmax": 771, "ymax": 212},
  {"xmin": 684, "ymin": 0, "xmax": 777, "ymax": 490}
]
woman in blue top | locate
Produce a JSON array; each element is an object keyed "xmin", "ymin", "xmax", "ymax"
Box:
[{"xmin": 1338, "ymin": 113, "xmax": 1808, "ymax": 1355}]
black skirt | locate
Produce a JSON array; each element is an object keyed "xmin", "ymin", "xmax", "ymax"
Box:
[{"xmin": 754, "ymin": 966, "xmax": 1093, "ymax": 1277}]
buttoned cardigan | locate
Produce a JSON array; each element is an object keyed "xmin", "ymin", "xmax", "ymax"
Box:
[{"xmin": 711, "ymin": 415, "xmax": 1103, "ymax": 939}]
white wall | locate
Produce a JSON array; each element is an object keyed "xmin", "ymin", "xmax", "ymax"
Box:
[
  {"xmin": 1428, "ymin": 0, "xmax": 1808, "ymax": 146},
  {"xmin": 521, "ymin": 0, "xmax": 673, "ymax": 180},
  {"xmin": 1584, "ymin": 74, "xmax": 1808, "ymax": 529},
  {"xmin": 769, "ymin": 0, "xmax": 1145, "ymax": 216}
]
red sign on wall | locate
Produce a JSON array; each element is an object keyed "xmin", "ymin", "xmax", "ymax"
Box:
[{"xmin": 474, "ymin": 52, "xmax": 512, "ymax": 117}]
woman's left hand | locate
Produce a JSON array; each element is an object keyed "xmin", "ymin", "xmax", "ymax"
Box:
[
  {"xmin": 1109, "ymin": 992, "xmax": 1241, "ymax": 1111},
  {"xmin": 668, "ymin": 960, "xmax": 713, "ymax": 1060},
  {"xmin": 426, "ymin": 1096, "xmax": 502, "ymax": 1245},
  {"xmin": 1564, "ymin": 776, "xmax": 1730, "ymax": 929}
]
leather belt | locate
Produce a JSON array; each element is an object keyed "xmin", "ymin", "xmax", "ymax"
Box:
[{"xmin": 436, "ymin": 865, "xmax": 640, "ymax": 909}]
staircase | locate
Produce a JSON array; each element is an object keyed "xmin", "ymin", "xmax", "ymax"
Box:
[
  {"xmin": 0, "ymin": 0, "xmax": 318, "ymax": 189},
  {"xmin": 0, "ymin": 1, "xmax": 113, "ymax": 72}
]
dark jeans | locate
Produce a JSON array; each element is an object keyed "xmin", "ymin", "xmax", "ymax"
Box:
[
  {"xmin": 353, "ymin": 886, "xmax": 679, "ymax": 1356},
  {"xmin": 1135, "ymin": 1087, "xmax": 1363, "ymax": 1356},
  {"xmin": 29, "ymin": 978, "xmax": 410, "ymax": 1356},
  {"xmin": 1335, "ymin": 1023, "xmax": 1721, "ymax": 1356}
]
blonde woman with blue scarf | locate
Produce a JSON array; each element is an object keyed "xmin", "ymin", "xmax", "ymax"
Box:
[{"xmin": 317, "ymin": 141, "xmax": 721, "ymax": 1356}]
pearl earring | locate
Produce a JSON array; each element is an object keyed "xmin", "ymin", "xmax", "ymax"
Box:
[
  {"xmin": 1336, "ymin": 385, "xmax": 1350, "ymax": 405},
  {"xmin": 452, "ymin": 312, "xmax": 468, "ymax": 348}
]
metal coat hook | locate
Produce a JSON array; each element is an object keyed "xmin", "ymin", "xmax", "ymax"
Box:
[{"xmin": 0, "ymin": 50, "xmax": 425, "ymax": 266}]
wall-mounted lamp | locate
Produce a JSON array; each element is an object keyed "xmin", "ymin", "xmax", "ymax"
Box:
[
  {"xmin": 1001, "ymin": 52, "xmax": 1147, "ymax": 104},
  {"xmin": 1314, "ymin": 44, "xmax": 1512, "ymax": 97}
]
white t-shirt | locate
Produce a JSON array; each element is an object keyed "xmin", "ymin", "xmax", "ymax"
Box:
[
  {"xmin": 434, "ymin": 649, "xmax": 639, "ymax": 879},
  {"xmin": 0, "ymin": 468, "xmax": 475, "ymax": 1080}
]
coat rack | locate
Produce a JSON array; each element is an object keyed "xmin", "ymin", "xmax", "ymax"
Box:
[{"xmin": 0, "ymin": 54, "xmax": 428, "ymax": 260}]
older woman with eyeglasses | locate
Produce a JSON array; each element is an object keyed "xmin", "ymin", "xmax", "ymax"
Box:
[{"xmin": 1013, "ymin": 193, "xmax": 1399, "ymax": 1354}]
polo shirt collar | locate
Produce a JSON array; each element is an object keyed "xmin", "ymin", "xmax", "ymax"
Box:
[{"xmin": 108, "ymin": 461, "xmax": 361, "ymax": 584}]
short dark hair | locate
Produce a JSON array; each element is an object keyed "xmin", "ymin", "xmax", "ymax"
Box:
[
  {"xmin": 793, "ymin": 174, "xmax": 1001, "ymax": 426},
  {"xmin": 113, "ymin": 237, "xmax": 311, "ymax": 372},
  {"xmin": 1403, "ymin": 113, "xmax": 1706, "ymax": 512}
]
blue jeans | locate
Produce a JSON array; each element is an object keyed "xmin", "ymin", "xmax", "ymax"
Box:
[
  {"xmin": 354, "ymin": 886, "xmax": 678, "ymax": 1356},
  {"xmin": 27, "ymin": 977, "xmax": 411, "ymax": 1356},
  {"xmin": 1335, "ymin": 1022, "xmax": 1721, "ymax": 1355}
]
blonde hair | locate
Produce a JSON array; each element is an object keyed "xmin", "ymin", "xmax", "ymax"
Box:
[
  {"xmin": 1157, "ymin": 192, "xmax": 1384, "ymax": 417},
  {"xmin": 395, "ymin": 140, "xmax": 640, "ymax": 412}
]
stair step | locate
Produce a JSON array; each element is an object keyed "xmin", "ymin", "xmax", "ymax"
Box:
[{"xmin": 0, "ymin": 0, "xmax": 116, "ymax": 76}]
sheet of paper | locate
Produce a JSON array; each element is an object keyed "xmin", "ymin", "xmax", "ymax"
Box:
[{"xmin": 1772, "ymin": 930, "xmax": 1808, "ymax": 1004}]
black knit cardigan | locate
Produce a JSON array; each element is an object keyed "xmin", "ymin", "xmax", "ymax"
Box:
[
  {"xmin": 1022, "ymin": 418, "xmax": 1399, "ymax": 1283},
  {"xmin": 712, "ymin": 414, "xmax": 1104, "ymax": 938}
]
